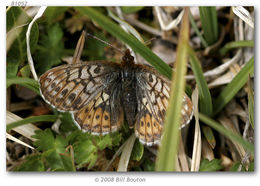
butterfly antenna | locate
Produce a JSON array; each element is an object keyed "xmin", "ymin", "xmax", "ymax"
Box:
[
  {"xmin": 72, "ymin": 30, "xmax": 86, "ymax": 64},
  {"xmin": 86, "ymin": 33, "xmax": 124, "ymax": 54},
  {"xmin": 144, "ymin": 37, "xmax": 157, "ymax": 46}
]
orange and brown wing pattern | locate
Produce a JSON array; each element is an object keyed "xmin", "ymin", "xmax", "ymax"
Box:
[
  {"xmin": 72, "ymin": 83, "xmax": 124, "ymax": 135},
  {"xmin": 134, "ymin": 97, "xmax": 163, "ymax": 146},
  {"xmin": 135, "ymin": 65, "xmax": 193, "ymax": 145},
  {"xmin": 39, "ymin": 61, "xmax": 120, "ymax": 112}
]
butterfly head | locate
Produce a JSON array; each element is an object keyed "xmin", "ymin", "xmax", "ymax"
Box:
[{"xmin": 122, "ymin": 49, "xmax": 135, "ymax": 66}]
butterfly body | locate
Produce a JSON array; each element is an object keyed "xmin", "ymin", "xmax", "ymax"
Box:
[
  {"xmin": 121, "ymin": 50, "xmax": 138, "ymax": 128},
  {"xmin": 39, "ymin": 49, "xmax": 193, "ymax": 146}
]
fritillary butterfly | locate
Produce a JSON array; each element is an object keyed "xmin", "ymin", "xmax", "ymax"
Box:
[{"xmin": 39, "ymin": 33, "xmax": 193, "ymax": 146}]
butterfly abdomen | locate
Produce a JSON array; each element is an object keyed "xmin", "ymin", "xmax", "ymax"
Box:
[{"xmin": 121, "ymin": 65, "xmax": 138, "ymax": 128}]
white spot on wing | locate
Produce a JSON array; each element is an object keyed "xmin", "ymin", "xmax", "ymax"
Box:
[
  {"xmin": 68, "ymin": 69, "xmax": 79, "ymax": 81},
  {"xmin": 81, "ymin": 67, "xmax": 89, "ymax": 79}
]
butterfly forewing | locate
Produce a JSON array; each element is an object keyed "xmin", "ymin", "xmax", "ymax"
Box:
[{"xmin": 39, "ymin": 61, "xmax": 121, "ymax": 112}]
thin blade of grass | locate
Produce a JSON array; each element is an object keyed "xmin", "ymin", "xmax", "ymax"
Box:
[
  {"xmin": 220, "ymin": 40, "xmax": 254, "ymax": 56},
  {"xmin": 189, "ymin": 11, "xmax": 208, "ymax": 48},
  {"xmin": 199, "ymin": 113, "xmax": 254, "ymax": 155},
  {"xmin": 188, "ymin": 46, "xmax": 213, "ymax": 116},
  {"xmin": 201, "ymin": 126, "xmax": 216, "ymax": 149},
  {"xmin": 117, "ymin": 134, "xmax": 136, "ymax": 172},
  {"xmin": 6, "ymin": 115, "xmax": 58, "ymax": 132},
  {"xmin": 199, "ymin": 7, "xmax": 218, "ymax": 45},
  {"xmin": 76, "ymin": 7, "xmax": 172, "ymax": 79},
  {"xmin": 247, "ymin": 76, "xmax": 254, "ymax": 129},
  {"xmin": 6, "ymin": 111, "xmax": 41, "ymax": 141},
  {"xmin": 6, "ymin": 133, "xmax": 35, "ymax": 149},
  {"xmin": 213, "ymin": 56, "xmax": 254, "ymax": 116},
  {"xmin": 190, "ymin": 86, "xmax": 201, "ymax": 172},
  {"xmin": 7, "ymin": 77, "xmax": 40, "ymax": 94},
  {"xmin": 155, "ymin": 8, "xmax": 189, "ymax": 171}
]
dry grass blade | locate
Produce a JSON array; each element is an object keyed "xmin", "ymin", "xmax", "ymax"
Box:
[
  {"xmin": 191, "ymin": 86, "xmax": 201, "ymax": 171},
  {"xmin": 208, "ymin": 63, "xmax": 241, "ymax": 89},
  {"xmin": 26, "ymin": 6, "xmax": 47, "ymax": 81},
  {"xmin": 201, "ymin": 138, "xmax": 214, "ymax": 161},
  {"xmin": 155, "ymin": 6, "xmax": 184, "ymax": 31},
  {"xmin": 117, "ymin": 134, "xmax": 136, "ymax": 172},
  {"xmin": 72, "ymin": 30, "xmax": 85, "ymax": 64},
  {"xmin": 6, "ymin": 133, "xmax": 34, "ymax": 149},
  {"xmin": 186, "ymin": 49, "xmax": 241, "ymax": 81},
  {"xmin": 178, "ymin": 137, "xmax": 189, "ymax": 171},
  {"xmin": 218, "ymin": 115, "xmax": 247, "ymax": 161},
  {"xmin": 104, "ymin": 139, "xmax": 127, "ymax": 171},
  {"xmin": 6, "ymin": 111, "xmax": 41, "ymax": 141},
  {"xmin": 232, "ymin": 6, "xmax": 254, "ymax": 28}
]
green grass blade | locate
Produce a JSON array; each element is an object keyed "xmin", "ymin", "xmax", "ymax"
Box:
[
  {"xmin": 247, "ymin": 77, "xmax": 254, "ymax": 129},
  {"xmin": 201, "ymin": 126, "xmax": 216, "ymax": 148},
  {"xmin": 199, "ymin": 113, "xmax": 254, "ymax": 155},
  {"xmin": 188, "ymin": 46, "xmax": 213, "ymax": 116},
  {"xmin": 220, "ymin": 40, "xmax": 254, "ymax": 56},
  {"xmin": 213, "ymin": 56, "xmax": 254, "ymax": 116},
  {"xmin": 199, "ymin": 7, "xmax": 218, "ymax": 45},
  {"xmin": 76, "ymin": 7, "xmax": 172, "ymax": 79},
  {"xmin": 7, "ymin": 77, "xmax": 40, "ymax": 94},
  {"xmin": 7, "ymin": 115, "xmax": 58, "ymax": 132},
  {"xmin": 155, "ymin": 9, "xmax": 189, "ymax": 171},
  {"xmin": 189, "ymin": 11, "xmax": 208, "ymax": 48}
]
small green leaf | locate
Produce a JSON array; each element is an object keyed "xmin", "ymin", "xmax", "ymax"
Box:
[
  {"xmin": 34, "ymin": 23, "xmax": 64, "ymax": 74},
  {"xmin": 42, "ymin": 149, "xmax": 65, "ymax": 171},
  {"xmin": 143, "ymin": 158, "xmax": 155, "ymax": 171},
  {"xmin": 20, "ymin": 64, "xmax": 31, "ymax": 77},
  {"xmin": 32, "ymin": 129, "xmax": 55, "ymax": 151},
  {"xmin": 86, "ymin": 153, "xmax": 98, "ymax": 169},
  {"xmin": 120, "ymin": 7, "xmax": 144, "ymax": 14},
  {"xmin": 60, "ymin": 152, "xmax": 76, "ymax": 171},
  {"xmin": 201, "ymin": 126, "xmax": 216, "ymax": 149},
  {"xmin": 13, "ymin": 154, "xmax": 45, "ymax": 171},
  {"xmin": 229, "ymin": 162, "xmax": 246, "ymax": 171},
  {"xmin": 73, "ymin": 139, "xmax": 97, "ymax": 167},
  {"xmin": 6, "ymin": 62, "xmax": 19, "ymax": 78},
  {"xmin": 59, "ymin": 112, "xmax": 79, "ymax": 132},
  {"xmin": 248, "ymin": 162, "xmax": 254, "ymax": 171},
  {"xmin": 6, "ymin": 7, "xmax": 39, "ymax": 64},
  {"xmin": 32, "ymin": 128, "xmax": 67, "ymax": 152},
  {"xmin": 199, "ymin": 159, "xmax": 223, "ymax": 171},
  {"xmin": 130, "ymin": 140, "xmax": 144, "ymax": 161},
  {"xmin": 111, "ymin": 132, "xmax": 122, "ymax": 146},
  {"xmin": 44, "ymin": 7, "xmax": 68, "ymax": 24},
  {"xmin": 96, "ymin": 135, "xmax": 113, "ymax": 150}
]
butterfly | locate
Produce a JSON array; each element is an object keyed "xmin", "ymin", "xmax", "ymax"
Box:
[{"xmin": 39, "ymin": 33, "xmax": 193, "ymax": 146}]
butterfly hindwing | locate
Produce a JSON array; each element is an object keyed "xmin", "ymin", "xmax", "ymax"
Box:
[
  {"xmin": 135, "ymin": 65, "xmax": 193, "ymax": 145},
  {"xmin": 72, "ymin": 83, "xmax": 124, "ymax": 135}
]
